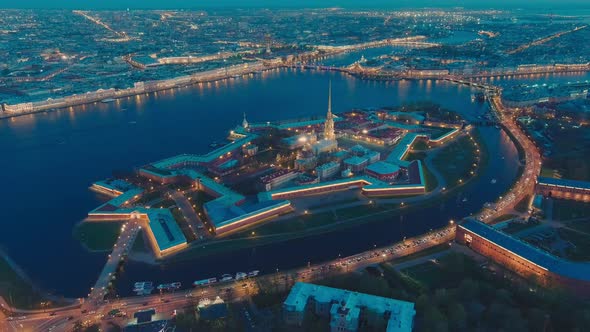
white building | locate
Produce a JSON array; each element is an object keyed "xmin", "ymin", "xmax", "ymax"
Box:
[
  {"xmin": 316, "ymin": 162, "xmax": 340, "ymax": 181},
  {"xmin": 283, "ymin": 282, "xmax": 415, "ymax": 332}
]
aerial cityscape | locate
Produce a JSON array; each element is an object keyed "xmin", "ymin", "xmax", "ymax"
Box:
[{"xmin": 1, "ymin": 1, "xmax": 590, "ymax": 331}]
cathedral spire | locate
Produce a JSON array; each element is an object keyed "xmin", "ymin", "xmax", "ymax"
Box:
[
  {"xmin": 242, "ymin": 112, "xmax": 249, "ymax": 129},
  {"xmin": 328, "ymin": 80, "xmax": 332, "ymax": 116},
  {"xmin": 324, "ymin": 81, "xmax": 335, "ymax": 141}
]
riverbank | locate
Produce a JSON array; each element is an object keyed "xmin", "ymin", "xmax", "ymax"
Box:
[{"xmin": 0, "ymin": 250, "xmax": 73, "ymax": 310}]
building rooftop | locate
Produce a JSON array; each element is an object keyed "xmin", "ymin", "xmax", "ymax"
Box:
[
  {"xmin": 366, "ymin": 161, "xmax": 401, "ymax": 175},
  {"xmin": 344, "ymin": 156, "xmax": 368, "ymax": 166},
  {"xmin": 460, "ymin": 218, "xmax": 590, "ymax": 282},
  {"xmin": 151, "ymin": 132, "xmax": 258, "ymax": 169},
  {"xmin": 316, "ymin": 161, "xmax": 340, "ymax": 171},
  {"xmin": 386, "ymin": 133, "xmax": 428, "ymax": 167},
  {"xmin": 124, "ymin": 320, "xmax": 168, "ymax": 332},
  {"xmin": 91, "ymin": 188, "xmax": 144, "ymax": 213},
  {"xmin": 537, "ymin": 176, "xmax": 590, "ymax": 191},
  {"xmin": 284, "ymin": 282, "xmax": 415, "ymax": 332},
  {"xmin": 180, "ymin": 169, "xmax": 245, "ymax": 205},
  {"xmin": 146, "ymin": 210, "xmax": 187, "ymax": 252},
  {"xmin": 209, "ymin": 199, "xmax": 291, "ymax": 229}
]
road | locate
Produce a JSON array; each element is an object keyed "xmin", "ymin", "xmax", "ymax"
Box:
[
  {"xmin": 87, "ymin": 221, "xmax": 141, "ymax": 306},
  {"xmin": 478, "ymin": 94, "xmax": 541, "ymax": 223},
  {"xmin": 167, "ymin": 189, "xmax": 209, "ymax": 240},
  {"xmin": 3, "ymin": 225, "xmax": 454, "ymax": 332}
]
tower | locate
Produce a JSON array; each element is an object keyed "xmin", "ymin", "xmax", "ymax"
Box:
[
  {"xmin": 324, "ymin": 81, "xmax": 335, "ymax": 141},
  {"xmin": 265, "ymin": 34, "xmax": 272, "ymax": 54},
  {"xmin": 242, "ymin": 112, "xmax": 249, "ymax": 130}
]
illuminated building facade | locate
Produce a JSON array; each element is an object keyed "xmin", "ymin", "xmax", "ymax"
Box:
[{"xmin": 456, "ymin": 219, "xmax": 590, "ymax": 296}]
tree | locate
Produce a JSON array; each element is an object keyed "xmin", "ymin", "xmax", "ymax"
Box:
[
  {"xmin": 84, "ymin": 325, "xmax": 100, "ymax": 332},
  {"xmin": 572, "ymin": 308, "xmax": 590, "ymax": 331},
  {"xmin": 447, "ymin": 302, "xmax": 467, "ymax": 331},
  {"xmin": 175, "ymin": 311, "xmax": 199, "ymax": 329},
  {"xmin": 526, "ymin": 307, "xmax": 548, "ymax": 332},
  {"xmin": 419, "ymin": 305, "xmax": 448, "ymax": 332},
  {"xmin": 457, "ymin": 278, "xmax": 479, "ymax": 301},
  {"xmin": 433, "ymin": 288, "xmax": 451, "ymax": 308}
]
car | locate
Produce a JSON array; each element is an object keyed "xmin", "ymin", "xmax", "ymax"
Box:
[{"xmin": 49, "ymin": 312, "xmax": 57, "ymax": 316}]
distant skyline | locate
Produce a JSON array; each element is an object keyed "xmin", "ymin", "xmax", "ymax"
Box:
[{"xmin": 1, "ymin": 0, "xmax": 590, "ymax": 10}]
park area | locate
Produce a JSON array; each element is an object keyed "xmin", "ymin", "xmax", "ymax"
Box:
[
  {"xmin": 431, "ymin": 135, "xmax": 480, "ymax": 187},
  {"xmin": 73, "ymin": 221, "xmax": 121, "ymax": 252},
  {"xmin": 237, "ymin": 250, "xmax": 590, "ymax": 331},
  {"xmin": 315, "ymin": 253, "xmax": 590, "ymax": 331}
]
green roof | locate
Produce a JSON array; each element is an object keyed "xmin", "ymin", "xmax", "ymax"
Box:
[
  {"xmin": 284, "ymin": 282, "xmax": 415, "ymax": 332},
  {"xmin": 146, "ymin": 210, "xmax": 187, "ymax": 251},
  {"xmin": 366, "ymin": 161, "xmax": 400, "ymax": 175}
]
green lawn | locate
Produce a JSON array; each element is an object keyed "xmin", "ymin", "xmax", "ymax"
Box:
[
  {"xmin": 552, "ymin": 199, "xmax": 590, "ymax": 220},
  {"xmin": 132, "ymin": 230, "xmax": 148, "ymax": 253},
  {"xmin": 432, "ymin": 135, "xmax": 479, "ymax": 187},
  {"xmin": 171, "ymin": 207, "xmax": 197, "ymax": 242},
  {"xmin": 411, "ymin": 140, "xmax": 431, "ymax": 151},
  {"xmin": 502, "ymin": 221, "xmax": 539, "ymax": 234},
  {"xmin": 246, "ymin": 250, "xmax": 590, "ymax": 331},
  {"xmin": 404, "ymin": 151, "xmax": 427, "ymax": 161},
  {"xmin": 421, "ymin": 162, "xmax": 439, "ymax": 192},
  {"xmin": 400, "ymin": 262, "xmax": 441, "ymax": 290},
  {"xmin": 540, "ymin": 166, "xmax": 559, "ymax": 178},
  {"xmin": 429, "ymin": 127, "xmax": 456, "ymax": 140},
  {"xmin": 73, "ymin": 221, "xmax": 122, "ymax": 252},
  {"xmin": 491, "ymin": 214, "xmax": 517, "ymax": 223},
  {"xmin": 564, "ymin": 219, "xmax": 590, "ymax": 234},
  {"xmin": 559, "ymin": 228, "xmax": 590, "ymax": 261}
]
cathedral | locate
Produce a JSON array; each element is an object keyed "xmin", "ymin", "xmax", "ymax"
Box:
[{"xmin": 313, "ymin": 81, "xmax": 338, "ymax": 154}]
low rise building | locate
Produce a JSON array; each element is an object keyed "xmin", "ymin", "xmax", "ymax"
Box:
[
  {"xmin": 260, "ymin": 169, "xmax": 299, "ymax": 191},
  {"xmin": 536, "ymin": 176, "xmax": 590, "ymax": 202},
  {"xmin": 283, "ymin": 282, "xmax": 415, "ymax": 332},
  {"xmin": 343, "ymin": 156, "xmax": 368, "ymax": 172},
  {"xmin": 316, "ymin": 161, "xmax": 340, "ymax": 181},
  {"xmin": 456, "ymin": 218, "xmax": 590, "ymax": 296},
  {"xmin": 313, "ymin": 138, "xmax": 338, "ymax": 154},
  {"xmin": 366, "ymin": 161, "xmax": 401, "ymax": 181}
]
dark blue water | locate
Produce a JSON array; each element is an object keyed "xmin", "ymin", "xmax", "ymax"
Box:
[{"xmin": 0, "ymin": 68, "xmax": 518, "ymax": 297}]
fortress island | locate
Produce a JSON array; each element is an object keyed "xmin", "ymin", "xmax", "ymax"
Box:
[{"xmin": 84, "ymin": 84, "xmax": 468, "ymax": 259}]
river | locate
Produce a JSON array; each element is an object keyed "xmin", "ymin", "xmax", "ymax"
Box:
[{"xmin": 0, "ymin": 66, "xmax": 550, "ymax": 298}]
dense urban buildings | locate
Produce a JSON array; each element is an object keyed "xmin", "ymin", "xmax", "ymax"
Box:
[{"xmin": 1, "ymin": 2, "xmax": 590, "ymax": 332}]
